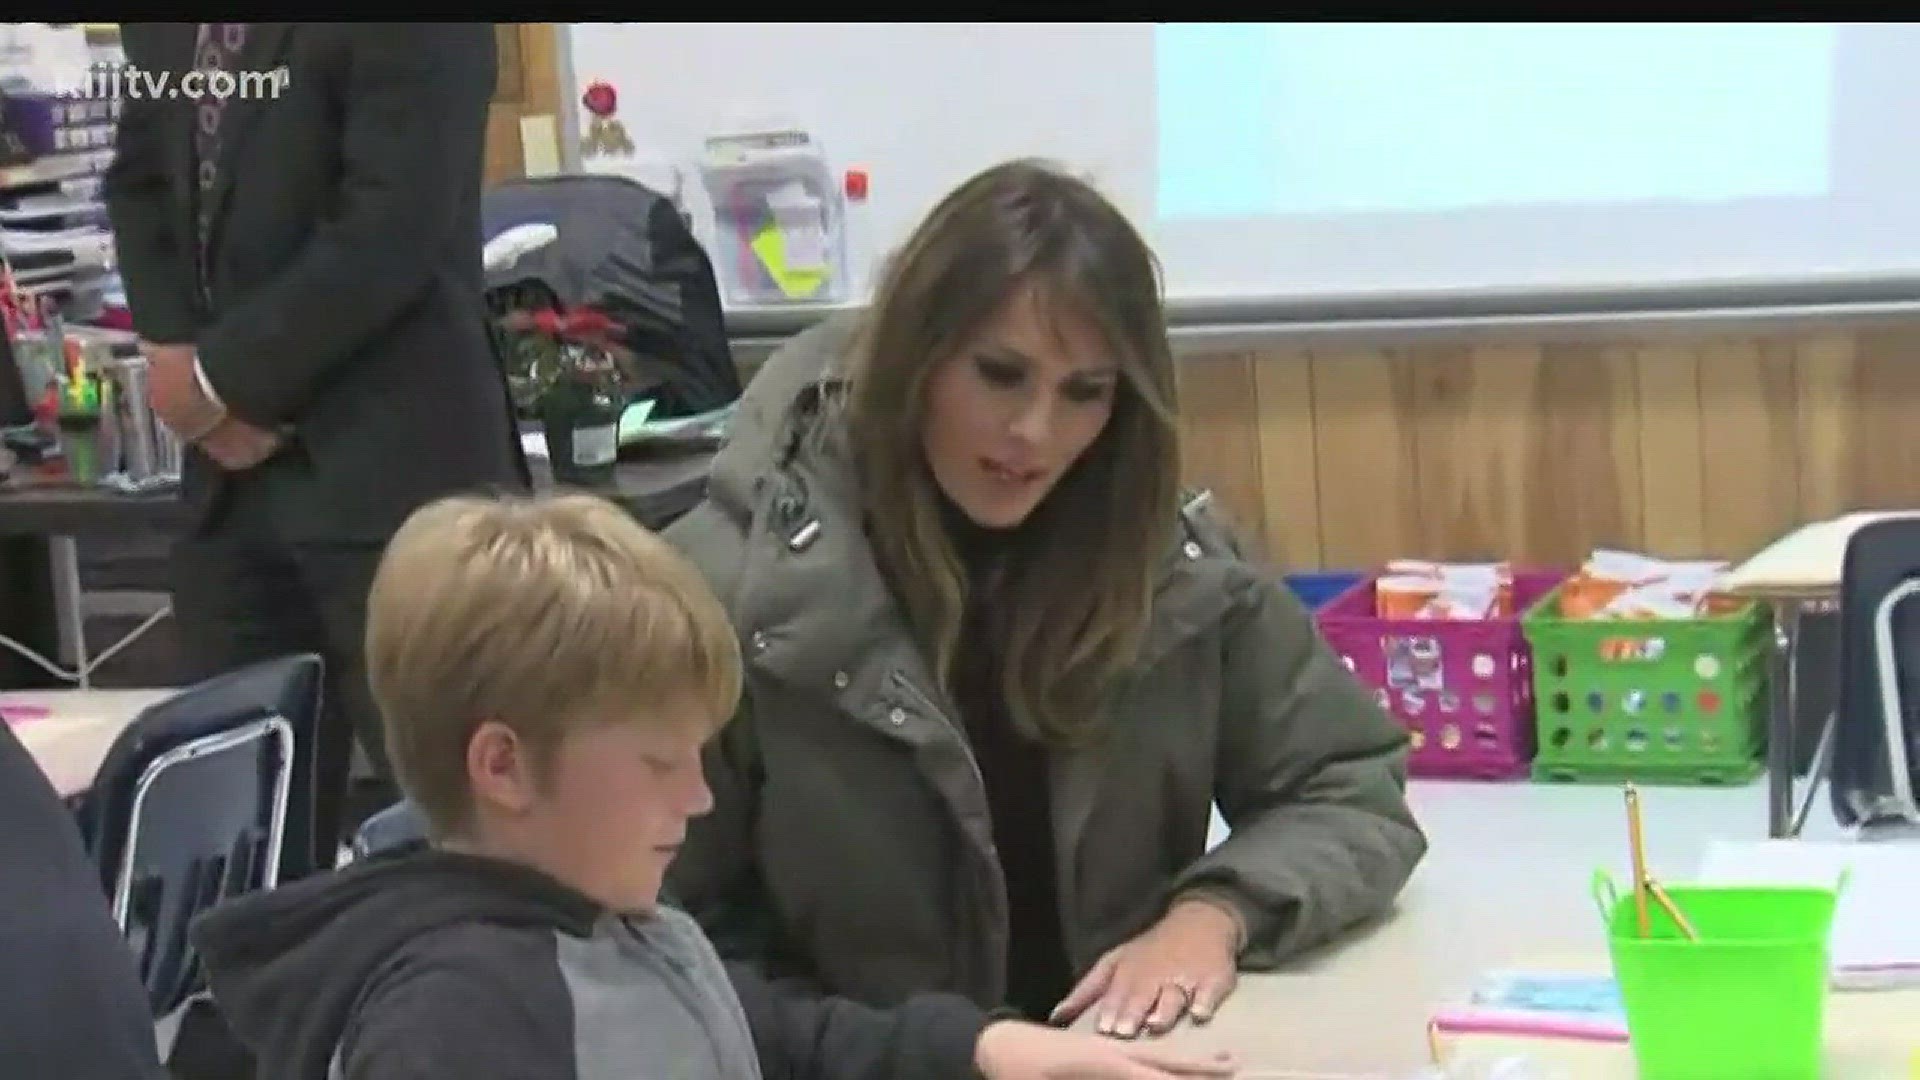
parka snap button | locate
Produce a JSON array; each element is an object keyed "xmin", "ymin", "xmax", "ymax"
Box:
[
  {"xmin": 833, "ymin": 671, "xmax": 850, "ymax": 689},
  {"xmin": 750, "ymin": 630, "xmax": 769, "ymax": 652},
  {"xmin": 1183, "ymin": 540, "xmax": 1202, "ymax": 559},
  {"xmin": 888, "ymin": 707, "xmax": 907, "ymax": 725}
]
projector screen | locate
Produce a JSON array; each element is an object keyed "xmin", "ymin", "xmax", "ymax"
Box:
[
  {"xmin": 1158, "ymin": 24, "xmax": 1836, "ymax": 220},
  {"xmin": 1147, "ymin": 21, "xmax": 1920, "ymax": 305},
  {"xmin": 567, "ymin": 21, "xmax": 1920, "ymax": 309}
]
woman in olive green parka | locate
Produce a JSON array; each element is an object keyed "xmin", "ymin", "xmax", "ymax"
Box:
[{"xmin": 663, "ymin": 161, "xmax": 1426, "ymax": 1041}]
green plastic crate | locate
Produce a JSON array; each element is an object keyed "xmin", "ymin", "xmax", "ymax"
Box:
[{"xmin": 1522, "ymin": 582, "xmax": 1771, "ymax": 785}]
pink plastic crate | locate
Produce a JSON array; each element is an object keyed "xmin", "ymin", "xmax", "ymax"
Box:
[{"xmin": 1316, "ymin": 571, "xmax": 1565, "ymax": 780}]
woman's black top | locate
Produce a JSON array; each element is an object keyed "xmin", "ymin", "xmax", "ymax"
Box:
[{"xmin": 940, "ymin": 498, "xmax": 1075, "ymax": 1022}]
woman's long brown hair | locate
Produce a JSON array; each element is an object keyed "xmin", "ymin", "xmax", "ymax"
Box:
[{"xmin": 840, "ymin": 159, "xmax": 1181, "ymax": 745}]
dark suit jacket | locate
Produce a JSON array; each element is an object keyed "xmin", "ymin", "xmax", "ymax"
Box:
[{"xmin": 103, "ymin": 22, "xmax": 528, "ymax": 543}]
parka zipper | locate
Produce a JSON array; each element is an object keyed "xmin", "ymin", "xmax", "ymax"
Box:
[
  {"xmin": 888, "ymin": 668, "xmax": 988, "ymax": 806},
  {"xmin": 887, "ymin": 667, "xmax": 1007, "ymax": 1003}
]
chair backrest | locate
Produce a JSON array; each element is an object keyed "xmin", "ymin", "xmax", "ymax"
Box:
[
  {"xmin": 85, "ymin": 652, "xmax": 326, "ymax": 873},
  {"xmin": 85, "ymin": 653, "xmax": 320, "ymax": 1016},
  {"xmin": 1831, "ymin": 518, "xmax": 1920, "ymax": 829},
  {"xmin": 351, "ymin": 798, "xmax": 429, "ymax": 860}
]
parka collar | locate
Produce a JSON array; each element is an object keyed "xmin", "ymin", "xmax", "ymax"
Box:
[{"xmin": 724, "ymin": 373, "xmax": 1236, "ymax": 713}]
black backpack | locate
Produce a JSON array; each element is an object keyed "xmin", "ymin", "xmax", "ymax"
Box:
[{"xmin": 481, "ymin": 174, "xmax": 740, "ymax": 421}]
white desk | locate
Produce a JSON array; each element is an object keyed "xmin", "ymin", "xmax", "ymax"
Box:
[
  {"xmin": 1, "ymin": 687, "xmax": 172, "ymax": 796},
  {"xmin": 1155, "ymin": 781, "xmax": 1919, "ymax": 1078}
]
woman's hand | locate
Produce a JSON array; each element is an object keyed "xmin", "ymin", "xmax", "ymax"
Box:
[
  {"xmin": 1049, "ymin": 896, "xmax": 1243, "ymax": 1038},
  {"xmin": 974, "ymin": 1019, "xmax": 1237, "ymax": 1079}
]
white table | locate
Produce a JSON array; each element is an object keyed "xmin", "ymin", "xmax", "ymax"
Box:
[
  {"xmin": 1, "ymin": 687, "xmax": 172, "ymax": 796},
  {"xmin": 1154, "ymin": 780, "xmax": 1919, "ymax": 1078}
]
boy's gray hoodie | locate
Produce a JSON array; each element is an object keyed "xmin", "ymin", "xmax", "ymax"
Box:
[{"xmin": 189, "ymin": 847, "xmax": 989, "ymax": 1080}]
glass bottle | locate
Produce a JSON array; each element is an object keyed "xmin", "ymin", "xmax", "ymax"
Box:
[{"xmin": 540, "ymin": 342, "xmax": 621, "ymax": 489}]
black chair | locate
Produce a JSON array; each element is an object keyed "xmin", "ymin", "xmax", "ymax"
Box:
[
  {"xmin": 82, "ymin": 653, "xmax": 319, "ymax": 1017},
  {"xmin": 351, "ymin": 798, "xmax": 428, "ymax": 859},
  {"xmin": 1827, "ymin": 517, "xmax": 1920, "ymax": 835}
]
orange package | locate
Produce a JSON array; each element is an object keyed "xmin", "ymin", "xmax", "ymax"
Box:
[
  {"xmin": 1376, "ymin": 575, "xmax": 1441, "ymax": 619},
  {"xmin": 1377, "ymin": 561, "xmax": 1512, "ymax": 620},
  {"xmin": 1556, "ymin": 550, "xmax": 1730, "ymax": 619},
  {"xmin": 1558, "ymin": 575, "xmax": 1631, "ymax": 619}
]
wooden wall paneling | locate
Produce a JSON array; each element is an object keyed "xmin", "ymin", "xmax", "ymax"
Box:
[
  {"xmin": 1851, "ymin": 328, "xmax": 1920, "ymax": 509},
  {"xmin": 1697, "ymin": 338, "xmax": 1803, "ymax": 560},
  {"xmin": 1249, "ymin": 348, "xmax": 1323, "ymax": 572},
  {"xmin": 484, "ymin": 24, "xmax": 527, "ymax": 184},
  {"xmin": 1402, "ymin": 343, "xmax": 1533, "ymax": 564},
  {"xmin": 1396, "ymin": 342, "xmax": 1641, "ymax": 568},
  {"xmin": 1174, "ymin": 352, "xmax": 1271, "ymax": 561},
  {"xmin": 1798, "ymin": 327, "xmax": 1920, "ymax": 519},
  {"xmin": 1515, "ymin": 343, "xmax": 1645, "ymax": 568},
  {"xmin": 1633, "ymin": 342, "xmax": 1707, "ymax": 558},
  {"xmin": 485, "ymin": 24, "xmax": 563, "ymax": 186},
  {"xmin": 519, "ymin": 24, "xmax": 562, "ymax": 114},
  {"xmin": 1309, "ymin": 349, "xmax": 1423, "ymax": 570},
  {"xmin": 728, "ymin": 318, "xmax": 1920, "ymax": 568},
  {"xmin": 1794, "ymin": 329, "xmax": 1856, "ymax": 524},
  {"xmin": 494, "ymin": 23, "xmax": 526, "ymax": 101}
]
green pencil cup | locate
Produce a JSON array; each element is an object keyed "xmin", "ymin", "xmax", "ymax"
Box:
[{"xmin": 1592, "ymin": 869, "xmax": 1840, "ymax": 1079}]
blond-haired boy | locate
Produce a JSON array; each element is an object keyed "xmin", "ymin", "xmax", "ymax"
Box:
[{"xmin": 189, "ymin": 493, "xmax": 1234, "ymax": 1080}]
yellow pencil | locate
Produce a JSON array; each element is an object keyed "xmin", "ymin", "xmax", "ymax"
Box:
[
  {"xmin": 1625, "ymin": 784, "xmax": 1652, "ymax": 935},
  {"xmin": 1647, "ymin": 878, "xmax": 1700, "ymax": 941}
]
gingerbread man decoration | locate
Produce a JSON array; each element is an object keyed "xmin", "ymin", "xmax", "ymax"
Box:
[{"xmin": 580, "ymin": 80, "xmax": 635, "ymax": 157}]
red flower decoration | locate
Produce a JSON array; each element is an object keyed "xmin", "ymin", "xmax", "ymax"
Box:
[
  {"xmin": 514, "ymin": 306, "xmax": 623, "ymax": 346},
  {"xmin": 582, "ymin": 81, "xmax": 618, "ymax": 118},
  {"xmin": 561, "ymin": 308, "xmax": 619, "ymax": 339}
]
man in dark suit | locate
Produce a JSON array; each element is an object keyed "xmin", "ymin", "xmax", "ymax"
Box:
[{"xmin": 103, "ymin": 23, "xmax": 527, "ymax": 880}]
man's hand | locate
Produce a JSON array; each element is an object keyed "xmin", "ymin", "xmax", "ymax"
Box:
[
  {"xmin": 974, "ymin": 1020, "xmax": 1237, "ymax": 1079},
  {"xmin": 195, "ymin": 416, "xmax": 283, "ymax": 471},
  {"xmin": 140, "ymin": 340, "xmax": 224, "ymax": 441}
]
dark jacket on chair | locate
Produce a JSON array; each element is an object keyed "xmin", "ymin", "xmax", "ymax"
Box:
[
  {"xmin": 0, "ymin": 721, "xmax": 165, "ymax": 1079},
  {"xmin": 190, "ymin": 847, "xmax": 989, "ymax": 1080},
  {"xmin": 101, "ymin": 22, "xmax": 526, "ymax": 542}
]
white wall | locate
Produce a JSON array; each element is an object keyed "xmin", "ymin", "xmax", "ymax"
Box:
[{"xmin": 562, "ymin": 22, "xmax": 1920, "ymax": 309}]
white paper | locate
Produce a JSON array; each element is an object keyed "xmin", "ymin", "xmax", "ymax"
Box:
[
  {"xmin": 767, "ymin": 180, "xmax": 828, "ymax": 270},
  {"xmin": 1696, "ymin": 838, "xmax": 1920, "ymax": 987},
  {"xmin": 518, "ymin": 114, "xmax": 562, "ymax": 178},
  {"xmin": 781, "ymin": 221, "xmax": 827, "ymax": 271},
  {"xmin": 2, "ymin": 225, "xmax": 105, "ymax": 253},
  {"xmin": 2, "ymin": 228, "xmax": 113, "ymax": 272},
  {"xmin": 6, "ymin": 23, "xmax": 92, "ymax": 94},
  {"xmin": 0, "ymin": 196, "xmax": 100, "ymax": 224}
]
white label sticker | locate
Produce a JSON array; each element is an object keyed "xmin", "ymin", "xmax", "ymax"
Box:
[{"xmin": 572, "ymin": 423, "xmax": 617, "ymax": 467}]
